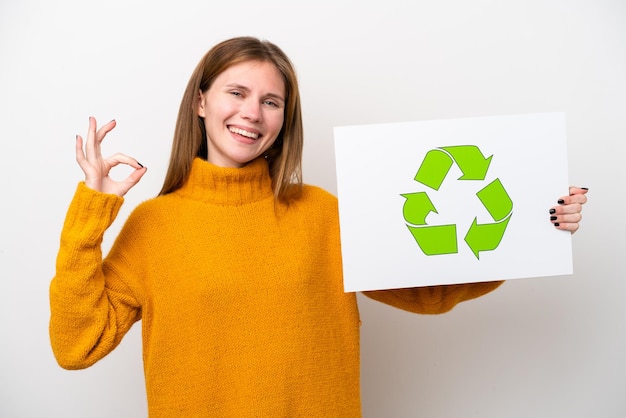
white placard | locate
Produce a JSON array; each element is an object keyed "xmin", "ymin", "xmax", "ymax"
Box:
[{"xmin": 334, "ymin": 112, "xmax": 572, "ymax": 292}]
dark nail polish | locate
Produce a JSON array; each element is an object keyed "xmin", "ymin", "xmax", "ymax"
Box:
[
  {"xmin": 550, "ymin": 216, "xmax": 557, "ymax": 221},
  {"xmin": 582, "ymin": 187, "xmax": 589, "ymax": 190},
  {"xmin": 558, "ymin": 199, "xmax": 565, "ymax": 204},
  {"xmin": 554, "ymin": 223, "xmax": 560, "ymax": 227},
  {"xmin": 137, "ymin": 162, "xmax": 144, "ymax": 168},
  {"xmin": 549, "ymin": 208, "xmax": 556, "ymax": 214}
]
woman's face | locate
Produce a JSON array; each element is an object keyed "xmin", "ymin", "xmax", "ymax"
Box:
[{"xmin": 197, "ymin": 60, "xmax": 286, "ymax": 168}]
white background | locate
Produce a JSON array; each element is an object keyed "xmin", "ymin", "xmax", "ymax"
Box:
[{"xmin": 0, "ymin": 0, "xmax": 623, "ymax": 417}]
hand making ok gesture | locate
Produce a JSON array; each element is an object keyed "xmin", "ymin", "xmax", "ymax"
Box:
[{"xmin": 75, "ymin": 116, "xmax": 147, "ymax": 197}]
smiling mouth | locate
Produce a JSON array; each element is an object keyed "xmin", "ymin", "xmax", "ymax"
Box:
[{"xmin": 229, "ymin": 126, "xmax": 260, "ymax": 140}]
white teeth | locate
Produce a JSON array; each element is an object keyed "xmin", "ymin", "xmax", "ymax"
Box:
[{"xmin": 229, "ymin": 127, "xmax": 259, "ymax": 139}]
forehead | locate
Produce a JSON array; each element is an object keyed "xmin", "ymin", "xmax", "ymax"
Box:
[{"xmin": 214, "ymin": 60, "xmax": 286, "ymax": 96}]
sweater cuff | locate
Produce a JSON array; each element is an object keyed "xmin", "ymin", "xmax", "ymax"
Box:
[
  {"xmin": 362, "ymin": 280, "xmax": 504, "ymax": 314},
  {"xmin": 60, "ymin": 182, "xmax": 124, "ymax": 246}
]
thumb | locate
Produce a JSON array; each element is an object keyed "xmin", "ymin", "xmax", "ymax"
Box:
[{"xmin": 118, "ymin": 166, "xmax": 148, "ymax": 196}]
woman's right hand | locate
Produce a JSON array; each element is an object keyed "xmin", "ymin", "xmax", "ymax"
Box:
[{"xmin": 75, "ymin": 116, "xmax": 147, "ymax": 197}]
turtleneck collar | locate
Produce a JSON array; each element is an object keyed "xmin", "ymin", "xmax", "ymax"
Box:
[{"xmin": 175, "ymin": 157, "xmax": 274, "ymax": 205}]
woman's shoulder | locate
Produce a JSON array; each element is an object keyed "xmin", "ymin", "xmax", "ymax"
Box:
[
  {"xmin": 287, "ymin": 185, "xmax": 339, "ymax": 223},
  {"xmin": 125, "ymin": 193, "xmax": 183, "ymax": 222},
  {"xmin": 300, "ymin": 184, "xmax": 338, "ymax": 206}
]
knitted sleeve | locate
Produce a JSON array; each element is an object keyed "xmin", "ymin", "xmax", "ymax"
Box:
[
  {"xmin": 361, "ymin": 281, "xmax": 504, "ymax": 314},
  {"xmin": 49, "ymin": 183, "xmax": 142, "ymax": 370}
]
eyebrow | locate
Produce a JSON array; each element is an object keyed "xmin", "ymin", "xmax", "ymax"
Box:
[{"xmin": 225, "ymin": 83, "xmax": 286, "ymax": 103}]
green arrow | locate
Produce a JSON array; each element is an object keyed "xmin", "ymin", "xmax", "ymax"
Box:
[
  {"xmin": 414, "ymin": 149, "xmax": 453, "ymax": 190},
  {"xmin": 401, "ymin": 192, "xmax": 437, "ymax": 225},
  {"xmin": 441, "ymin": 145, "xmax": 493, "ymax": 180},
  {"xmin": 406, "ymin": 224, "xmax": 458, "ymax": 255},
  {"xmin": 464, "ymin": 214, "xmax": 512, "ymax": 259},
  {"xmin": 476, "ymin": 178, "xmax": 513, "ymax": 222}
]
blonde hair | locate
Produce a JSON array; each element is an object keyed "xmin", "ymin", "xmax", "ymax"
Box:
[{"xmin": 159, "ymin": 37, "xmax": 303, "ymax": 202}]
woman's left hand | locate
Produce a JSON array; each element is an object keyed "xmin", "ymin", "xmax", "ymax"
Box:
[{"xmin": 550, "ymin": 186, "xmax": 589, "ymax": 233}]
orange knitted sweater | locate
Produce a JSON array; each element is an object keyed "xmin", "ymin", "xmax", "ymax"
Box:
[{"xmin": 50, "ymin": 157, "xmax": 502, "ymax": 417}]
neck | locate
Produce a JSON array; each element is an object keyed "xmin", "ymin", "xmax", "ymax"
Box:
[{"xmin": 176, "ymin": 157, "xmax": 273, "ymax": 205}]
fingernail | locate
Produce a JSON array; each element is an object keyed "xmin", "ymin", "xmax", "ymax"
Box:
[
  {"xmin": 554, "ymin": 223, "xmax": 560, "ymax": 227},
  {"xmin": 549, "ymin": 208, "xmax": 556, "ymax": 214},
  {"xmin": 582, "ymin": 187, "xmax": 589, "ymax": 190},
  {"xmin": 137, "ymin": 162, "xmax": 144, "ymax": 168},
  {"xmin": 550, "ymin": 216, "xmax": 557, "ymax": 221},
  {"xmin": 558, "ymin": 199, "xmax": 565, "ymax": 204}
]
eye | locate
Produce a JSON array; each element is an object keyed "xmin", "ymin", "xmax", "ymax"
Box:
[
  {"xmin": 229, "ymin": 90, "xmax": 243, "ymax": 97},
  {"xmin": 263, "ymin": 100, "xmax": 279, "ymax": 108}
]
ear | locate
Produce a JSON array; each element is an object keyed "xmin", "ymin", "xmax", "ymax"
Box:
[{"xmin": 197, "ymin": 89, "xmax": 207, "ymax": 117}]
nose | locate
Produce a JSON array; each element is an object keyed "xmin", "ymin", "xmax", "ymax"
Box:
[{"xmin": 241, "ymin": 98, "xmax": 261, "ymax": 122}]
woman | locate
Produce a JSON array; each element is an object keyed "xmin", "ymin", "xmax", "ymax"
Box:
[{"xmin": 50, "ymin": 36, "xmax": 588, "ymax": 417}]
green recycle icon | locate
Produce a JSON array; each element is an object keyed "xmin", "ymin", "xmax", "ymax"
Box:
[{"xmin": 401, "ymin": 145, "xmax": 513, "ymax": 259}]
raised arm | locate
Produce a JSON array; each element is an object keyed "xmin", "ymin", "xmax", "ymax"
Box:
[{"xmin": 49, "ymin": 117, "xmax": 147, "ymax": 369}]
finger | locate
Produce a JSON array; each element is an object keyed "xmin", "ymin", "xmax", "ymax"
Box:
[
  {"xmin": 95, "ymin": 119, "xmax": 116, "ymax": 143},
  {"xmin": 569, "ymin": 186, "xmax": 589, "ymax": 196},
  {"xmin": 559, "ymin": 193, "xmax": 588, "ymax": 206},
  {"xmin": 550, "ymin": 202, "xmax": 583, "ymax": 235},
  {"xmin": 119, "ymin": 166, "xmax": 148, "ymax": 195},
  {"xmin": 75, "ymin": 134, "xmax": 96, "ymax": 175},
  {"xmin": 75, "ymin": 134, "xmax": 85, "ymax": 164},
  {"xmin": 105, "ymin": 152, "xmax": 144, "ymax": 170},
  {"xmin": 550, "ymin": 212, "xmax": 582, "ymax": 225},
  {"xmin": 555, "ymin": 194, "xmax": 586, "ymax": 206},
  {"xmin": 94, "ymin": 154, "xmax": 146, "ymax": 196},
  {"xmin": 549, "ymin": 194, "xmax": 586, "ymax": 217},
  {"xmin": 552, "ymin": 203, "xmax": 583, "ymax": 216},
  {"xmin": 553, "ymin": 221, "xmax": 580, "ymax": 233},
  {"xmin": 84, "ymin": 116, "xmax": 99, "ymax": 161},
  {"xmin": 111, "ymin": 160, "xmax": 148, "ymax": 197}
]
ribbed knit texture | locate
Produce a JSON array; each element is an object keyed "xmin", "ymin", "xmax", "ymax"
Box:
[{"xmin": 50, "ymin": 156, "xmax": 502, "ymax": 417}]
